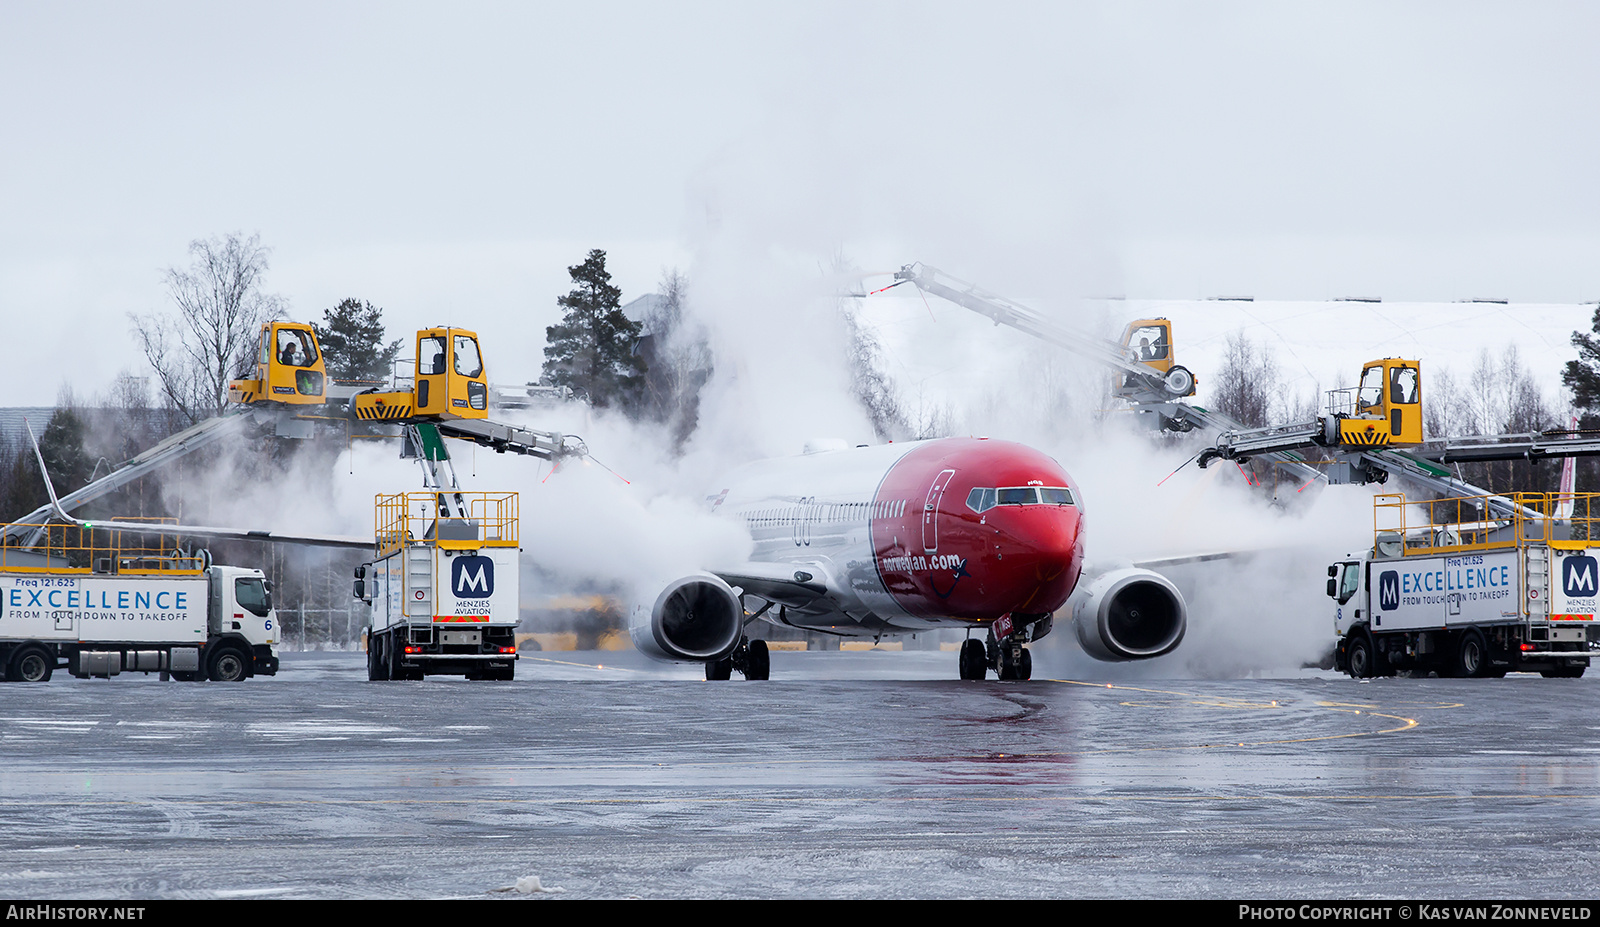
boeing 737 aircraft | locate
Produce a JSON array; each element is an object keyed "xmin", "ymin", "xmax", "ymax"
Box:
[{"xmin": 630, "ymin": 437, "xmax": 1186, "ymax": 680}]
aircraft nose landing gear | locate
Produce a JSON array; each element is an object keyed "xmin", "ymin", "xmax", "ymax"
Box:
[
  {"xmin": 958, "ymin": 626, "xmax": 1035, "ymax": 680},
  {"xmin": 996, "ymin": 640, "xmax": 1033, "ymax": 680}
]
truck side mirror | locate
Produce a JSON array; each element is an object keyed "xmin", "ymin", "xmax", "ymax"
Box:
[{"xmin": 1326, "ymin": 578, "xmax": 1337, "ymax": 598}]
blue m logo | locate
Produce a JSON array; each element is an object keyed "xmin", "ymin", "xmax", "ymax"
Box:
[
  {"xmin": 1378, "ymin": 570, "xmax": 1400, "ymax": 611},
  {"xmin": 451, "ymin": 556, "xmax": 494, "ymax": 598},
  {"xmin": 1563, "ymin": 556, "xmax": 1598, "ymax": 599}
]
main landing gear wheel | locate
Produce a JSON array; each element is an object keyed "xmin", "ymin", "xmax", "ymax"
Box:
[
  {"xmin": 958, "ymin": 639, "xmax": 987, "ymax": 680},
  {"xmin": 706, "ymin": 637, "xmax": 769, "ymax": 681},
  {"xmin": 744, "ymin": 639, "xmax": 770, "ymax": 681}
]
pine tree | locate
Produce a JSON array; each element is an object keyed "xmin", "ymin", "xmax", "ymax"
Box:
[
  {"xmin": 541, "ymin": 250, "xmax": 646, "ymax": 410},
  {"xmin": 313, "ymin": 298, "xmax": 403, "ymax": 381},
  {"xmin": 1564, "ymin": 306, "xmax": 1600, "ymax": 412},
  {"xmin": 0, "ymin": 404, "xmax": 92, "ymax": 522}
]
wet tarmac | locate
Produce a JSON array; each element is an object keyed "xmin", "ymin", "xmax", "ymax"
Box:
[{"xmin": 1, "ymin": 650, "xmax": 1598, "ymax": 899}]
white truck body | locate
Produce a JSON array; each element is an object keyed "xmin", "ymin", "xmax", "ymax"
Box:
[
  {"xmin": 0, "ymin": 565, "xmax": 279, "ymax": 683},
  {"xmin": 1331, "ymin": 541, "xmax": 1594, "ymax": 679},
  {"xmin": 1337, "ymin": 550, "xmax": 1524, "ymax": 635},
  {"xmin": 358, "ymin": 544, "xmax": 520, "ymax": 680}
]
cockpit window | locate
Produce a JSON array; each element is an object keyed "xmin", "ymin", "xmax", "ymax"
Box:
[{"xmin": 969, "ymin": 487, "xmax": 1075, "ymax": 511}]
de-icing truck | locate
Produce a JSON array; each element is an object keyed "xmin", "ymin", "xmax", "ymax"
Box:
[
  {"xmin": 1329, "ymin": 492, "xmax": 1597, "ymax": 679},
  {"xmin": 354, "ymin": 489, "xmax": 520, "ymax": 681},
  {"xmin": 0, "ymin": 524, "xmax": 278, "ymax": 683}
]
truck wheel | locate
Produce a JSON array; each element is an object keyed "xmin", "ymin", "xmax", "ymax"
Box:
[
  {"xmin": 208, "ymin": 647, "xmax": 248, "ymax": 683},
  {"xmin": 387, "ymin": 634, "xmax": 405, "ymax": 680},
  {"xmin": 1454, "ymin": 630, "xmax": 1490, "ymax": 678},
  {"xmin": 9, "ymin": 646, "xmax": 53, "ymax": 683},
  {"xmin": 1347, "ymin": 633, "xmax": 1376, "ymax": 679},
  {"xmin": 1541, "ymin": 665, "xmax": 1587, "ymax": 678},
  {"xmin": 367, "ymin": 633, "xmax": 388, "ymax": 682}
]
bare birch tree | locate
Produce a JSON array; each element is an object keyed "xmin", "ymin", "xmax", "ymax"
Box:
[
  {"xmin": 1210, "ymin": 331, "xmax": 1279, "ymax": 428},
  {"xmin": 131, "ymin": 233, "xmax": 285, "ymax": 424}
]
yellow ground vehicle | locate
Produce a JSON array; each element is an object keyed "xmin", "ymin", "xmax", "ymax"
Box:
[
  {"xmin": 1198, "ymin": 356, "xmax": 1426, "ymax": 468},
  {"xmin": 1115, "ymin": 318, "xmax": 1195, "ymax": 399},
  {"xmin": 351, "ymin": 327, "xmax": 490, "ymax": 422},
  {"xmin": 1324, "ymin": 358, "xmax": 1423, "ymax": 449},
  {"xmin": 227, "ymin": 322, "xmax": 327, "ymax": 406}
]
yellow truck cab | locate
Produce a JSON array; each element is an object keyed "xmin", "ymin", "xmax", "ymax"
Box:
[
  {"xmin": 1115, "ymin": 318, "xmax": 1196, "ymax": 398},
  {"xmin": 352, "ymin": 327, "xmax": 489, "ymax": 422},
  {"xmin": 228, "ymin": 322, "xmax": 327, "ymax": 406},
  {"xmin": 1331, "ymin": 358, "xmax": 1422, "ymax": 448}
]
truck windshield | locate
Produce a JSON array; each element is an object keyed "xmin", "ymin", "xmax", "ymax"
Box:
[
  {"xmin": 419, "ymin": 336, "xmax": 447, "ymax": 375},
  {"xmin": 1357, "ymin": 366, "xmax": 1384, "ymax": 409},
  {"xmin": 236, "ymin": 578, "xmax": 271, "ymax": 617},
  {"xmin": 1338, "ymin": 563, "xmax": 1360, "ymax": 604},
  {"xmin": 453, "ymin": 335, "xmax": 483, "ymax": 378}
]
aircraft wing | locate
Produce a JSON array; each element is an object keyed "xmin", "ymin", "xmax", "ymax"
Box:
[
  {"xmin": 1133, "ymin": 550, "xmax": 1261, "ymax": 571},
  {"xmin": 714, "ymin": 562, "xmax": 830, "ymax": 608}
]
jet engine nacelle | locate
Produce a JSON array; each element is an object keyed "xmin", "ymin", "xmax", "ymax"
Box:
[
  {"xmin": 630, "ymin": 573, "xmax": 744, "ymax": 663},
  {"xmin": 1071, "ymin": 568, "xmax": 1186, "ymax": 662}
]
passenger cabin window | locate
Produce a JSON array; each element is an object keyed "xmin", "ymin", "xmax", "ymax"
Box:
[
  {"xmin": 419, "ymin": 336, "xmax": 448, "ymax": 375},
  {"xmin": 453, "ymin": 335, "xmax": 483, "ymax": 378}
]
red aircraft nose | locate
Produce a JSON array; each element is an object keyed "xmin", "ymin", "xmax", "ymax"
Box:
[{"xmin": 988, "ymin": 508, "xmax": 1083, "ymax": 614}]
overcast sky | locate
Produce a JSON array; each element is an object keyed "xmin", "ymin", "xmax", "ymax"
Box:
[{"xmin": 4, "ymin": 1, "xmax": 1600, "ymax": 406}]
